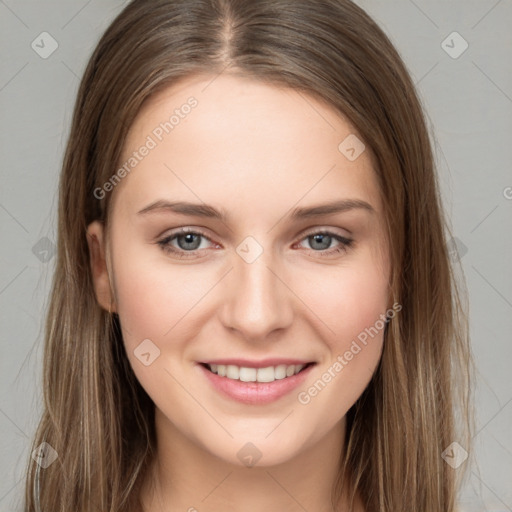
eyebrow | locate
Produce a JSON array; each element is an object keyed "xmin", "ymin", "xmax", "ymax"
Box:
[{"xmin": 137, "ymin": 198, "xmax": 374, "ymax": 221}]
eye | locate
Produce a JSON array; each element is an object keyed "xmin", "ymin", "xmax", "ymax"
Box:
[
  {"xmin": 294, "ymin": 230, "xmax": 353, "ymax": 257},
  {"xmin": 156, "ymin": 228, "xmax": 353, "ymax": 259},
  {"xmin": 157, "ymin": 228, "xmax": 215, "ymax": 259}
]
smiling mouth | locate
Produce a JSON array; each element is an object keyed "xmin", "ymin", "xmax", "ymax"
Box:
[{"xmin": 200, "ymin": 362, "xmax": 315, "ymax": 383}]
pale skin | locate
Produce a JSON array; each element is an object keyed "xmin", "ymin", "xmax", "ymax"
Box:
[{"xmin": 87, "ymin": 73, "xmax": 391, "ymax": 512}]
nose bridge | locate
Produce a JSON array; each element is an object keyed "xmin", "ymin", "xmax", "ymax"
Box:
[{"xmin": 221, "ymin": 236, "xmax": 292, "ymax": 339}]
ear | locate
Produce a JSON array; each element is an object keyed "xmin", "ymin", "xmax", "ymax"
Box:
[{"xmin": 86, "ymin": 220, "xmax": 117, "ymax": 313}]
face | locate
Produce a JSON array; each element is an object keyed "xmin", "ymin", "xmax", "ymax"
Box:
[{"xmin": 88, "ymin": 73, "xmax": 391, "ymax": 467}]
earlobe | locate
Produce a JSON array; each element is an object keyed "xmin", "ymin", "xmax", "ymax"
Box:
[{"xmin": 86, "ymin": 220, "xmax": 117, "ymax": 313}]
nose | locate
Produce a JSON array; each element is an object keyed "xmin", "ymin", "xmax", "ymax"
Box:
[{"xmin": 219, "ymin": 244, "xmax": 294, "ymax": 342}]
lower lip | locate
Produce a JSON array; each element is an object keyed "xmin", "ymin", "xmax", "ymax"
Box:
[{"xmin": 198, "ymin": 363, "xmax": 315, "ymax": 405}]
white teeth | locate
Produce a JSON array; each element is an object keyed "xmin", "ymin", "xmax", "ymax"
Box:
[
  {"xmin": 239, "ymin": 367, "xmax": 257, "ymax": 382},
  {"xmin": 206, "ymin": 363, "xmax": 308, "ymax": 382},
  {"xmin": 226, "ymin": 365, "xmax": 239, "ymax": 379},
  {"xmin": 274, "ymin": 365, "xmax": 287, "ymax": 380},
  {"xmin": 256, "ymin": 366, "xmax": 275, "ymax": 383}
]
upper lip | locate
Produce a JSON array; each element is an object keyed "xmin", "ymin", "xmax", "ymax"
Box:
[{"xmin": 199, "ymin": 358, "xmax": 316, "ymax": 368}]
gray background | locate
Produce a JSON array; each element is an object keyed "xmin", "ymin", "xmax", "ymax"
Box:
[{"xmin": 0, "ymin": 0, "xmax": 511, "ymax": 510}]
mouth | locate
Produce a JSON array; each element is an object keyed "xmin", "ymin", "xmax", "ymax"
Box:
[
  {"xmin": 197, "ymin": 360, "xmax": 317, "ymax": 405},
  {"xmin": 199, "ymin": 361, "xmax": 315, "ymax": 383}
]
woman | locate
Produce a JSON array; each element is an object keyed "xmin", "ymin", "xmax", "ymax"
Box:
[{"xmin": 23, "ymin": 0, "xmax": 473, "ymax": 510}]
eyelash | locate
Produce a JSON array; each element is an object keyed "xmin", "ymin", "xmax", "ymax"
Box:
[{"xmin": 156, "ymin": 227, "xmax": 353, "ymax": 259}]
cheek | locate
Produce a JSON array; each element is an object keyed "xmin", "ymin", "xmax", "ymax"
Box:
[
  {"xmin": 297, "ymin": 256, "xmax": 388, "ymax": 394},
  {"xmin": 304, "ymin": 261, "xmax": 389, "ymax": 350},
  {"xmin": 110, "ymin": 243, "xmax": 205, "ymax": 352},
  {"xmin": 339, "ymin": 267, "xmax": 388, "ymax": 346},
  {"xmin": 293, "ymin": 254, "xmax": 389, "ymax": 416},
  {"xmin": 110, "ymin": 248, "xmax": 212, "ymax": 400}
]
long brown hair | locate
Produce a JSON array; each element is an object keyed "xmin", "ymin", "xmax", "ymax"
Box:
[{"xmin": 23, "ymin": 1, "xmax": 473, "ymax": 510}]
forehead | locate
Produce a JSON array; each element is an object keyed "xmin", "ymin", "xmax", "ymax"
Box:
[{"xmin": 110, "ymin": 73, "xmax": 381, "ymax": 218}]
